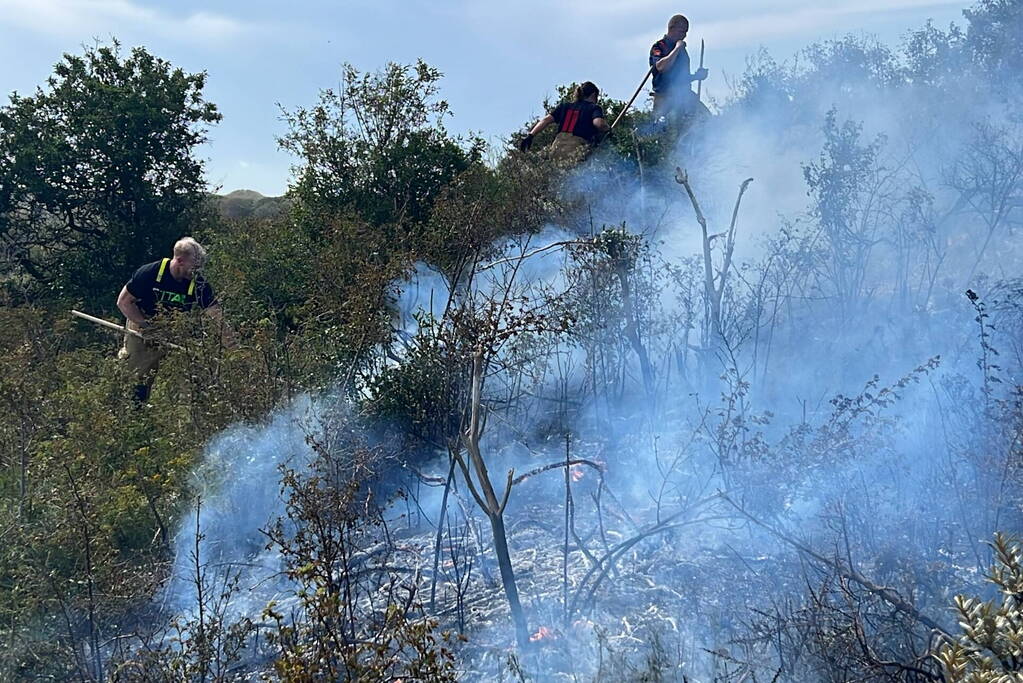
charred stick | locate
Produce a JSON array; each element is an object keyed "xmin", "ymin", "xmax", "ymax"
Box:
[
  {"xmin": 575, "ymin": 521, "xmax": 690, "ymax": 620},
  {"xmin": 563, "ymin": 434, "xmax": 571, "ymax": 625},
  {"xmin": 591, "ymin": 481, "xmax": 618, "ymax": 579},
  {"xmin": 720, "ymin": 494, "xmax": 951, "ymax": 638},
  {"xmin": 430, "ymin": 454, "xmax": 458, "ymax": 612},
  {"xmin": 568, "ymin": 494, "xmax": 720, "ymax": 620},
  {"xmin": 512, "ymin": 458, "xmax": 603, "ymax": 486}
]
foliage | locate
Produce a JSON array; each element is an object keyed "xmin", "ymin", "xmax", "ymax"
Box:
[
  {"xmin": 0, "ymin": 41, "xmax": 220, "ymax": 303},
  {"xmin": 365, "ymin": 314, "xmax": 471, "ymax": 449},
  {"xmin": 261, "ymin": 418, "xmax": 460, "ymax": 681},
  {"xmin": 937, "ymin": 533, "xmax": 1023, "ymax": 680},
  {"xmin": 0, "ymin": 302, "xmax": 302, "ymax": 679},
  {"xmin": 963, "ymin": 0, "xmax": 1023, "ymax": 84},
  {"xmin": 421, "ymin": 160, "xmax": 555, "ymax": 284},
  {"xmin": 206, "ymin": 211, "xmax": 402, "ymax": 385},
  {"xmin": 279, "ymin": 60, "xmax": 483, "ymax": 234},
  {"xmin": 802, "ymin": 109, "xmax": 891, "ymax": 313}
]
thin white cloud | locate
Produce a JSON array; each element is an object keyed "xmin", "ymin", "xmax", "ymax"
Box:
[
  {"xmin": 616, "ymin": 0, "xmax": 965, "ymax": 55},
  {"xmin": 0, "ymin": 0, "xmax": 254, "ymax": 44},
  {"xmin": 703, "ymin": 0, "xmax": 964, "ymax": 48},
  {"xmin": 180, "ymin": 10, "xmax": 251, "ymax": 42}
]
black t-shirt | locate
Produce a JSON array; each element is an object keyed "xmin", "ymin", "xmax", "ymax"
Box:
[
  {"xmin": 649, "ymin": 37, "xmax": 692, "ymax": 93},
  {"xmin": 551, "ymin": 101, "xmax": 605, "ymax": 144},
  {"xmin": 126, "ymin": 258, "xmax": 216, "ymax": 317}
]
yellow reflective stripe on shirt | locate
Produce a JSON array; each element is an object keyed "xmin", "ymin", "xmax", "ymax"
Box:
[
  {"xmin": 156, "ymin": 258, "xmax": 169, "ymax": 282},
  {"xmin": 156, "ymin": 257, "xmax": 196, "ymax": 300}
]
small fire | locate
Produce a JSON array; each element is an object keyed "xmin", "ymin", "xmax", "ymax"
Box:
[
  {"xmin": 570, "ymin": 466, "xmax": 584, "ymax": 482},
  {"xmin": 529, "ymin": 625, "xmax": 556, "ymax": 642}
]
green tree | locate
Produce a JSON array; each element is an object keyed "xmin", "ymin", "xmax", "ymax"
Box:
[
  {"xmin": 279, "ymin": 60, "xmax": 483, "ymax": 235},
  {"xmin": 0, "ymin": 41, "xmax": 220, "ymax": 302},
  {"xmin": 802, "ymin": 109, "xmax": 889, "ymax": 315},
  {"xmin": 964, "ymin": 0, "xmax": 1023, "ymax": 84}
]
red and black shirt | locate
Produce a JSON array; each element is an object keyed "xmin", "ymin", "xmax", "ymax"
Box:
[
  {"xmin": 649, "ymin": 36, "xmax": 692, "ymax": 93},
  {"xmin": 550, "ymin": 101, "xmax": 605, "ymax": 144}
]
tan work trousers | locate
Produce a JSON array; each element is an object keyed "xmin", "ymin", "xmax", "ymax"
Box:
[
  {"xmin": 548, "ymin": 132, "xmax": 590, "ymax": 166},
  {"xmin": 118, "ymin": 320, "xmax": 167, "ymax": 389}
]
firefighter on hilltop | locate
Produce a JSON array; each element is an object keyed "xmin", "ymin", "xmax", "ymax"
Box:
[
  {"xmin": 649, "ymin": 14, "xmax": 710, "ymax": 125},
  {"xmin": 519, "ymin": 81, "xmax": 610, "ymax": 165}
]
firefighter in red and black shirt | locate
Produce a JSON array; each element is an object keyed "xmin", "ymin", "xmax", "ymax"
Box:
[
  {"xmin": 519, "ymin": 82, "xmax": 609, "ymax": 165},
  {"xmin": 649, "ymin": 14, "xmax": 709, "ymax": 123}
]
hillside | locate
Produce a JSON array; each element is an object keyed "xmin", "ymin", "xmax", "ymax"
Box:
[
  {"xmin": 212, "ymin": 189, "xmax": 289, "ymax": 220},
  {"xmin": 0, "ymin": 2, "xmax": 1021, "ymax": 681}
]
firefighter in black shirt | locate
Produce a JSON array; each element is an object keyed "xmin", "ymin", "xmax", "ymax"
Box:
[
  {"xmin": 519, "ymin": 82, "xmax": 609, "ymax": 165},
  {"xmin": 649, "ymin": 14, "xmax": 709, "ymax": 124},
  {"xmin": 116, "ymin": 236, "xmax": 225, "ymax": 403}
]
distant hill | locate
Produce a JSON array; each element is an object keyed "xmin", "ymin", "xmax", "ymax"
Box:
[{"xmin": 213, "ymin": 189, "xmax": 289, "ymax": 220}]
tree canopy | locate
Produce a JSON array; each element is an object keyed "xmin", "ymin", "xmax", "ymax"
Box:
[{"xmin": 0, "ymin": 42, "xmax": 220, "ymax": 303}]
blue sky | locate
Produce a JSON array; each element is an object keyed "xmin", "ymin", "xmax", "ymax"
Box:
[{"xmin": 0, "ymin": 0, "xmax": 968, "ymax": 195}]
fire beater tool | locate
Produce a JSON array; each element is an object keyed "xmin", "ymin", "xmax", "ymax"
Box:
[
  {"xmin": 606, "ymin": 65, "xmax": 657, "ymax": 139},
  {"xmin": 71, "ymin": 309, "xmax": 184, "ymax": 350},
  {"xmin": 697, "ymin": 39, "xmax": 705, "ymax": 100}
]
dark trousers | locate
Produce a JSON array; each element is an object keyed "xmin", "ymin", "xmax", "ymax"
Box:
[{"xmin": 652, "ymin": 89, "xmax": 710, "ymax": 126}]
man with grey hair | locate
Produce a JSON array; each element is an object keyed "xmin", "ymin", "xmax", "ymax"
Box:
[
  {"xmin": 116, "ymin": 236, "xmax": 223, "ymax": 403},
  {"xmin": 649, "ymin": 13, "xmax": 709, "ymax": 124}
]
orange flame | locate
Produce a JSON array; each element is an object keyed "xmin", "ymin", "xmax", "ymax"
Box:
[{"xmin": 530, "ymin": 626, "xmax": 556, "ymax": 642}]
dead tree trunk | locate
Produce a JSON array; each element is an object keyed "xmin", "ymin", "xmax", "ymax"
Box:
[
  {"xmin": 454, "ymin": 352, "xmax": 529, "ymax": 647},
  {"xmin": 675, "ymin": 168, "xmax": 754, "ymax": 345}
]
